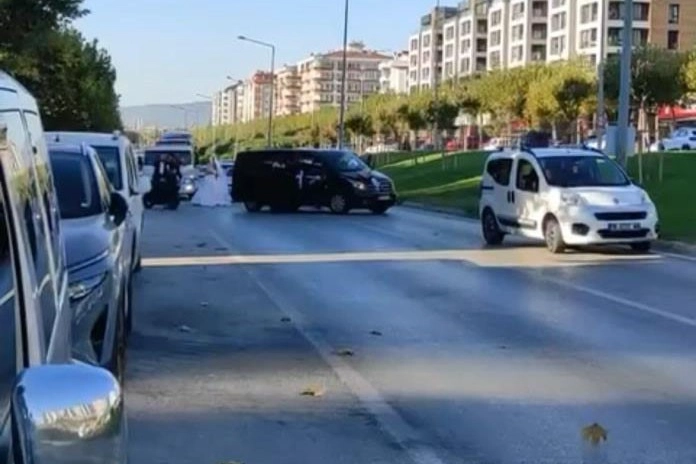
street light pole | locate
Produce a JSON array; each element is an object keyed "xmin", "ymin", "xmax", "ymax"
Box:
[
  {"xmin": 238, "ymin": 35, "xmax": 276, "ymax": 147},
  {"xmin": 616, "ymin": 0, "xmax": 634, "ymax": 165},
  {"xmin": 596, "ymin": 0, "xmax": 607, "ymax": 148},
  {"xmin": 337, "ymin": 0, "xmax": 350, "ymax": 149}
]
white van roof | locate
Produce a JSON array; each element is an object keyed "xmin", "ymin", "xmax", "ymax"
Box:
[
  {"xmin": 44, "ymin": 131, "xmax": 129, "ymax": 149},
  {"xmin": 144, "ymin": 144, "xmax": 193, "ymax": 152},
  {"xmin": 0, "ymin": 71, "xmax": 40, "ymax": 113}
]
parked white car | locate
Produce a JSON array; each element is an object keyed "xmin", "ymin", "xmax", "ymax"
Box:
[
  {"xmin": 45, "ymin": 131, "xmax": 144, "ymax": 272},
  {"xmin": 479, "ymin": 146, "xmax": 659, "ymax": 253},
  {"xmin": 650, "ymin": 127, "xmax": 696, "ymax": 152}
]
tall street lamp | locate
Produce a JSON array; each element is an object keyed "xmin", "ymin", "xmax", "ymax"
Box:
[
  {"xmin": 169, "ymin": 105, "xmax": 189, "ymax": 128},
  {"xmin": 337, "ymin": 0, "xmax": 350, "ymax": 149},
  {"xmin": 196, "ymin": 93, "xmax": 216, "ymax": 156},
  {"xmin": 238, "ymin": 35, "xmax": 276, "ymax": 147},
  {"xmin": 616, "ymin": 0, "xmax": 634, "ymax": 165}
]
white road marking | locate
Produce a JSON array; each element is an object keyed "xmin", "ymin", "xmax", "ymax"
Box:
[
  {"xmin": 659, "ymin": 251, "xmax": 696, "ymax": 263},
  {"xmin": 210, "ymin": 230, "xmax": 449, "ymax": 464},
  {"xmin": 533, "ymin": 272, "xmax": 696, "ymax": 328}
]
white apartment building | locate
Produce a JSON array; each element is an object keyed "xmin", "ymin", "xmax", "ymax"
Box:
[
  {"xmin": 454, "ymin": 0, "xmax": 490, "ymax": 76},
  {"xmin": 547, "ymin": 0, "xmax": 575, "ymax": 61},
  {"xmin": 408, "ymin": 6, "xmax": 459, "ymax": 91},
  {"xmin": 275, "ymin": 64, "xmax": 301, "ymax": 116},
  {"xmin": 241, "ymin": 71, "xmax": 273, "ymax": 123},
  {"xmin": 379, "ymin": 51, "xmax": 410, "ymax": 94},
  {"xmin": 487, "ymin": 0, "xmax": 510, "ymax": 69},
  {"xmin": 507, "ymin": 0, "xmax": 549, "ymax": 67},
  {"xmin": 297, "ymin": 42, "xmax": 388, "ymax": 113}
]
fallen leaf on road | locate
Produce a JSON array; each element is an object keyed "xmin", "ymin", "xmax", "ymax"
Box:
[
  {"xmin": 300, "ymin": 385, "xmax": 325, "ymax": 397},
  {"xmin": 178, "ymin": 325, "xmax": 193, "ymax": 333},
  {"xmin": 370, "ymin": 330, "xmax": 383, "ymax": 336},
  {"xmin": 582, "ymin": 422, "xmax": 608, "ymax": 445},
  {"xmin": 335, "ymin": 348, "xmax": 355, "ymax": 357},
  {"xmin": 280, "ymin": 317, "xmax": 291, "ymax": 323}
]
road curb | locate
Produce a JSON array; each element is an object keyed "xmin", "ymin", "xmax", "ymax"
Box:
[{"xmin": 401, "ymin": 201, "xmax": 696, "ymax": 257}]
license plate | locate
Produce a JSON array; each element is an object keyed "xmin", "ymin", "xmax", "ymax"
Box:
[
  {"xmin": 378, "ymin": 195, "xmax": 391, "ymax": 201},
  {"xmin": 608, "ymin": 222, "xmax": 640, "ymax": 231}
]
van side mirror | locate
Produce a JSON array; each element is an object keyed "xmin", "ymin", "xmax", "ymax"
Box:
[
  {"xmin": 109, "ymin": 192, "xmax": 129, "ymax": 225},
  {"xmin": 12, "ymin": 363, "xmax": 126, "ymax": 464},
  {"xmin": 137, "ymin": 158, "xmax": 144, "ymax": 170}
]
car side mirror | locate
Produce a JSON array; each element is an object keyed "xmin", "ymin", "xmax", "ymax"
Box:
[
  {"xmin": 109, "ymin": 192, "xmax": 129, "ymax": 225},
  {"xmin": 137, "ymin": 158, "xmax": 144, "ymax": 170},
  {"xmin": 12, "ymin": 363, "xmax": 126, "ymax": 464}
]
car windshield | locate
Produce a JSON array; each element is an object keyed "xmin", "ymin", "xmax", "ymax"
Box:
[
  {"xmin": 324, "ymin": 151, "xmax": 369, "ymax": 172},
  {"xmin": 144, "ymin": 150, "xmax": 192, "ymax": 166},
  {"xmin": 538, "ymin": 155, "xmax": 630, "ymax": 187},
  {"xmin": 49, "ymin": 152, "xmax": 101, "ymax": 219},
  {"xmin": 91, "ymin": 145, "xmax": 122, "ymax": 190}
]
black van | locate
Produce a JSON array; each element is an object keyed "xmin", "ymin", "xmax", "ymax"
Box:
[{"xmin": 232, "ymin": 149, "xmax": 397, "ymax": 214}]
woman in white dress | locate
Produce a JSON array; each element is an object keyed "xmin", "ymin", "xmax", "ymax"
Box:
[{"xmin": 191, "ymin": 156, "xmax": 231, "ymax": 207}]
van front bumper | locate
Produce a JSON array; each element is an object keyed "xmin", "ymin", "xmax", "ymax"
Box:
[
  {"xmin": 557, "ymin": 206, "xmax": 659, "ymax": 246},
  {"xmin": 351, "ymin": 192, "xmax": 397, "ymax": 208}
]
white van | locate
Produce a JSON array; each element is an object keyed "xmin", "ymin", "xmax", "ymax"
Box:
[
  {"xmin": 478, "ymin": 146, "xmax": 660, "ymax": 253},
  {"xmin": 44, "ymin": 131, "xmax": 144, "ymax": 271}
]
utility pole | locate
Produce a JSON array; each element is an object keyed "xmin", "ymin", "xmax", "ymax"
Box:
[
  {"xmin": 337, "ymin": 0, "xmax": 350, "ymax": 149},
  {"xmin": 433, "ymin": 0, "xmax": 441, "ymax": 156},
  {"xmin": 616, "ymin": 0, "xmax": 634, "ymax": 165},
  {"xmin": 595, "ymin": 0, "xmax": 607, "ymax": 148}
]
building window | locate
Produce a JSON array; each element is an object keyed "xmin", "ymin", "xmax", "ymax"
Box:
[
  {"xmin": 460, "ymin": 58, "xmax": 471, "ymax": 73},
  {"xmin": 580, "ymin": 28, "xmax": 598, "ymax": 48},
  {"xmin": 423, "ymin": 34, "xmax": 431, "ymax": 47},
  {"xmin": 422, "ymin": 67, "xmax": 430, "ymax": 80},
  {"xmin": 512, "ymin": 24, "xmax": 524, "ymax": 41},
  {"xmin": 462, "ymin": 20, "xmax": 472, "ymax": 35},
  {"xmin": 410, "ymin": 38, "xmax": 418, "ymax": 50},
  {"xmin": 668, "ymin": 30, "xmax": 679, "ymax": 50},
  {"xmin": 551, "ymin": 0, "xmax": 565, "ymax": 7},
  {"xmin": 491, "ymin": 10, "xmax": 502, "ymax": 26},
  {"xmin": 669, "ymin": 4, "xmax": 680, "ymax": 24},
  {"xmin": 410, "ymin": 55, "xmax": 418, "ymax": 66},
  {"xmin": 477, "ymin": 20, "xmax": 488, "ymax": 34},
  {"xmin": 580, "ymin": 2, "xmax": 598, "ymax": 24},
  {"xmin": 550, "ymin": 36, "xmax": 566, "ymax": 55},
  {"xmin": 490, "ymin": 51, "xmax": 501, "ymax": 68},
  {"xmin": 423, "ymin": 51, "xmax": 431, "ymax": 62},
  {"xmin": 409, "ymin": 71, "xmax": 417, "ymax": 81},
  {"xmin": 512, "ymin": 1, "xmax": 525, "ymax": 20},
  {"xmin": 511, "ymin": 45, "xmax": 524, "ymax": 62},
  {"xmin": 445, "ymin": 44, "xmax": 454, "ymax": 58},
  {"xmin": 445, "ymin": 25, "xmax": 455, "ymax": 40},
  {"xmin": 490, "ymin": 30, "xmax": 501, "ymax": 46},
  {"xmin": 477, "ymin": 38, "xmax": 487, "ymax": 52},
  {"xmin": 445, "ymin": 62, "xmax": 454, "ymax": 77},
  {"xmin": 461, "ymin": 39, "xmax": 471, "ymax": 52},
  {"xmin": 551, "ymin": 12, "xmax": 566, "ymax": 31},
  {"xmin": 609, "ymin": 2, "xmax": 650, "ymax": 21}
]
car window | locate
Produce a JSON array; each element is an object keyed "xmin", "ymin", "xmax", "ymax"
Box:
[
  {"xmin": 486, "ymin": 158, "xmax": 512, "ymax": 186},
  {"xmin": 0, "ymin": 176, "xmax": 17, "ymax": 460},
  {"xmin": 516, "ymin": 158, "xmax": 539, "ymax": 192},
  {"xmin": 91, "ymin": 145, "xmax": 122, "ymax": 190},
  {"xmin": 92, "ymin": 156, "xmax": 113, "ymax": 210},
  {"xmin": 125, "ymin": 146, "xmax": 138, "ymax": 192},
  {"xmin": 49, "ymin": 152, "xmax": 103, "ymax": 219}
]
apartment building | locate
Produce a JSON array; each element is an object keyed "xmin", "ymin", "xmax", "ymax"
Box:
[
  {"xmin": 548, "ymin": 0, "xmax": 696, "ymax": 66},
  {"xmin": 379, "ymin": 51, "xmax": 409, "ymax": 94},
  {"xmin": 241, "ymin": 71, "xmax": 273, "ymax": 123},
  {"xmin": 211, "ymin": 82, "xmax": 244, "ymax": 126},
  {"xmin": 408, "ymin": 6, "xmax": 459, "ymax": 91},
  {"xmin": 456, "ymin": 0, "xmax": 490, "ymax": 76},
  {"xmin": 297, "ymin": 41, "xmax": 389, "ymax": 114},
  {"xmin": 508, "ymin": 0, "xmax": 549, "ymax": 67},
  {"xmin": 487, "ymin": 0, "xmax": 510, "ymax": 69},
  {"xmin": 275, "ymin": 64, "xmax": 301, "ymax": 116}
]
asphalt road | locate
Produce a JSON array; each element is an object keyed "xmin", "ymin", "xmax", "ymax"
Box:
[{"xmin": 127, "ymin": 204, "xmax": 696, "ymax": 464}]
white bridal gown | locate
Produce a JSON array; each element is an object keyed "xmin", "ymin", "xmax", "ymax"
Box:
[{"xmin": 191, "ymin": 160, "xmax": 231, "ymax": 207}]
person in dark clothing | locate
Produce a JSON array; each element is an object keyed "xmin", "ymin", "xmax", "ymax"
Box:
[{"xmin": 151, "ymin": 154, "xmax": 181, "ymax": 199}]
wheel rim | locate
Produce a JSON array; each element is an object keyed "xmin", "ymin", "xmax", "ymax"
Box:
[{"xmin": 331, "ymin": 195, "xmax": 345, "ymax": 212}]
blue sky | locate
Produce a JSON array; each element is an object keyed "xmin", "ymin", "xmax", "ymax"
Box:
[{"xmin": 76, "ymin": 0, "xmax": 438, "ymax": 107}]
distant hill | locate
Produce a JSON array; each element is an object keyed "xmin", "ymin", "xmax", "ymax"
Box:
[{"xmin": 120, "ymin": 101, "xmax": 211, "ymax": 130}]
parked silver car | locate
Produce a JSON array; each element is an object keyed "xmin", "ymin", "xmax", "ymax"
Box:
[
  {"xmin": 0, "ymin": 71, "xmax": 126, "ymax": 464},
  {"xmin": 48, "ymin": 142, "xmax": 131, "ymax": 383}
]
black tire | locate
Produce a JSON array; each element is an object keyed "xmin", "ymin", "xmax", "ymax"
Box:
[
  {"xmin": 329, "ymin": 193, "xmax": 350, "ymax": 214},
  {"xmin": 544, "ymin": 217, "xmax": 566, "ymax": 254},
  {"xmin": 481, "ymin": 208, "xmax": 504, "ymax": 245},
  {"xmin": 630, "ymin": 241, "xmax": 652, "ymax": 252},
  {"xmin": 143, "ymin": 194, "xmax": 154, "ymax": 209},
  {"xmin": 370, "ymin": 204, "xmax": 390, "ymax": 215},
  {"xmin": 244, "ymin": 200, "xmax": 262, "ymax": 213},
  {"xmin": 124, "ymin": 277, "xmax": 134, "ymax": 336},
  {"xmin": 107, "ymin": 298, "xmax": 127, "ymax": 386},
  {"xmin": 167, "ymin": 199, "xmax": 179, "ymax": 210},
  {"xmin": 682, "ymin": 144, "xmax": 691, "ymax": 151}
]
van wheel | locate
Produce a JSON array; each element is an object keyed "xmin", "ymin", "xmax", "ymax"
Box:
[
  {"xmin": 481, "ymin": 208, "xmax": 504, "ymax": 245},
  {"xmin": 544, "ymin": 217, "xmax": 566, "ymax": 254},
  {"xmin": 630, "ymin": 241, "xmax": 652, "ymax": 252},
  {"xmin": 244, "ymin": 200, "xmax": 262, "ymax": 212},
  {"xmin": 329, "ymin": 194, "xmax": 349, "ymax": 214}
]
